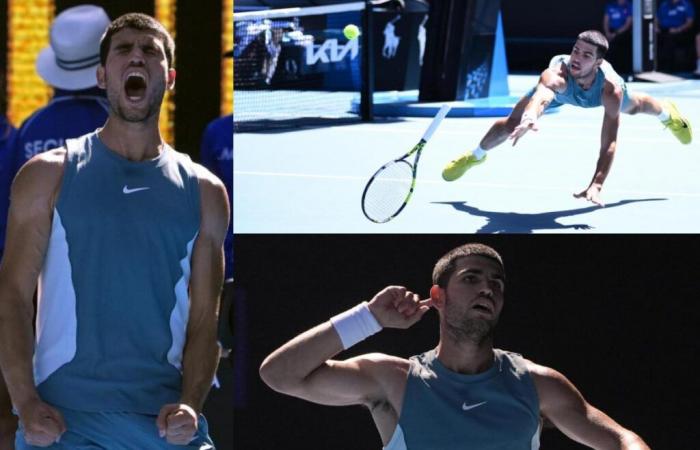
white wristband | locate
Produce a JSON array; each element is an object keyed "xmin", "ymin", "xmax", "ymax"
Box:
[
  {"xmin": 330, "ymin": 302, "xmax": 383, "ymax": 349},
  {"xmin": 521, "ymin": 111, "xmax": 537, "ymax": 125}
]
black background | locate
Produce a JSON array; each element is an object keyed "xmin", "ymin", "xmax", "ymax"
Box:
[{"xmin": 234, "ymin": 234, "xmax": 699, "ymax": 449}]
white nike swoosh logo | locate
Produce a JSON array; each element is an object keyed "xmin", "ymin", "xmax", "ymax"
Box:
[
  {"xmin": 122, "ymin": 186, "xmax": 151, "ymax": 194},
  {"xmin": 461, "ymin": 401, "xmax": 487, "ymax": 411}
]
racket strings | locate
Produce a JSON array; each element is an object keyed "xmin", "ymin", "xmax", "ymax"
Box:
[{"xmin": 362, "ymin": 161, "xmax": 414, "ymax": 222}]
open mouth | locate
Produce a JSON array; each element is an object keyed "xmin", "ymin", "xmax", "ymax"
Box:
[
  {"xmin": 472, "ymin": 303, "xmax": 493, "ymax": 314},
  {"xmin": 124, "ymin": 72, "xmax": 147, "ymax": 101}
]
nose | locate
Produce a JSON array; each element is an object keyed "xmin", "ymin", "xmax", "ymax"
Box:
[
  {"xmin": 128, "ymin": 49, "xmax": 146, "ymax": 66},
  {"xmin": 479, "ymin": 282, "xmax": 493, "ymax": 299}
]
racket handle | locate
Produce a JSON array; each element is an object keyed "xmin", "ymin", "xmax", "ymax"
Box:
[{"xmin": 421, "ymin": 104, "xmax": 451, "ymax": 142}]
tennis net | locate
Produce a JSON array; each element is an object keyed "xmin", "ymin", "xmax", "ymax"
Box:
[{"xmin": 233, "ymin": 2, "xmax": 369, "ymax": 132}]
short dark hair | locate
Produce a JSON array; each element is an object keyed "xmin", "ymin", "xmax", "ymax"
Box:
[
  {"xmin": 432, "ymin": 243, "xmax": 505, "ymax": 288},
  {"xmin": 99, "ymin": 13, "xmax": 175, "ymax": 68},
  {"xmin": 577, "ymin": 30, "xmax": 608, "ymax": 59}
]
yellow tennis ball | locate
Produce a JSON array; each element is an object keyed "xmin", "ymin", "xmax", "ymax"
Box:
[{"xmin": 343, "ymin": 24, "xmax": 360, "ymax": 40}]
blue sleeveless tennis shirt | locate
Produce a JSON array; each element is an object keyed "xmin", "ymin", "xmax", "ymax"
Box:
[
  {"xmin": 541, "ymin": 55, "xmax": 631, "ymax": 110},
  {"xmin": 385, "ymin": 349, "xmax": 541, "ymax": 450},
  {"xmin": 34, "ymin": 131, "xmax": 201, "ymax": 414}
]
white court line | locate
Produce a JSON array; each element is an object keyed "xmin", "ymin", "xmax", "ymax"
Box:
[
  {"xmin": 298, "ymin": 122, "xmax": 691, "ymax": 143},
  {"xmin": 235, "ymin": 170, "xmax": 700, "ymax": 198}
]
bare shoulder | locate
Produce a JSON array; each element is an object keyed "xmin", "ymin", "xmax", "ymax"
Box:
[
  {"xmin": 190, "ymin": 163, "xmax": 229, "ymax": 230},
  {"xmin": 540, "ymin": 65, "xmax": 567, "ymax": 91},
  {"xmin": 602, "ymin": 78, "xmax": 623, "ymax": 98},
  {"xmin": 522, "ymin": 358, "xmax": 584, "ymax": 411},
  {"xmin": 191, "ymin": 162, "xmax": 227, "ymax": 197},
  {"xmin": 12, "ymin": 148, "xmax": 66, "ymax": 199},
  {"xmin": 522, "ymin": 358, "xmax": 571, "ymax": 391}
]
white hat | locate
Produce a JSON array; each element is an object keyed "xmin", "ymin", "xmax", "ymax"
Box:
[{"xmin": 36, "ymin": 5, "xmax": 110, "ymax": 90}]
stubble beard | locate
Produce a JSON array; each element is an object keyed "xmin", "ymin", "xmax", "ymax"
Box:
[
  {"xmin": 106, "ymin": 79, "xmax": 166, "ymax": 123},
  {"xmin": 443, "ymin": 309, "xmax": 497, "ymax": 346},
  {"xmin": 569, "ymin": 63, "xmax": 597, "ymax": 83}
]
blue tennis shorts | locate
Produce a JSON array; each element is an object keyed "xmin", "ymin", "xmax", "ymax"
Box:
[{"xmin": 15, "ymin": 406, "xmax": 215, "ymax": 449}]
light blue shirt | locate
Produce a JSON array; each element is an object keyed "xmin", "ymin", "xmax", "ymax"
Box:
[
  {"xmin": 35, "ymin": 131, "xmax": 201, "ymax": 414},
  {"xmin": 385, "ymin": 349, "xmax": 541, "ymax": 450},
  {"xmin": 542, "ymin": 55, "xmax": 630, "ymax": 111}
]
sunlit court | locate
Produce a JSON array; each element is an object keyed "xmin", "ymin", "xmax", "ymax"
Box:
[{"xmin": 234, "ymin": 0, "xmax": 700, "ymax": 233}]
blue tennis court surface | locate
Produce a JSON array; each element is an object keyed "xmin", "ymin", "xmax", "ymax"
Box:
[{"xmin": 234, "ymin": 75, "xmax": 700, "ymax": 233}]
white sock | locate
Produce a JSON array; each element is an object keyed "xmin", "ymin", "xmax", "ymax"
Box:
[
  {"xmin": 472, "ymin": 146, "xmax": 486, "ymax": 160},
  {"xmin": 657, "ymin": 109, "xmax": 670, "ymax": 122}
]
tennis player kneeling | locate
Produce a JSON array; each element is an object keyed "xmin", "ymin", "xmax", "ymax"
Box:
[{"xmin": 260, "ymin": 243, "xmax": 650, "ymax": 450}]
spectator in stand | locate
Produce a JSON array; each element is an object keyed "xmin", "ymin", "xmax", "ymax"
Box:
[
  {"xmin": 603, "ymin": 0, "xmax": 633, "ymax": 74},
  {"xmin": 657, "ymin": 0, "xmax": 696, "ymax": 72}
]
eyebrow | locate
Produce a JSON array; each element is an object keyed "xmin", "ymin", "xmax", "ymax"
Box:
[
  {"xmin": 455, "ymin": 268, "xmax": 504, "ymax": 279},
  {"xmin": 574, "ymin": 45, "xmax": 594, "ymax": 57}
]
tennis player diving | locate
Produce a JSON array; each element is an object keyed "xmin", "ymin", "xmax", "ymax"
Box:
[
  {"xmin": 260, "ymin": 243, "xmax": 650, "ymax": 449},
  {"xmin": 442, "ymin": 30, "xmax": 692, "ymax": 207}
]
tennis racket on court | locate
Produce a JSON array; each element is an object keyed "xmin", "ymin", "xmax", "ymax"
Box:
[{"xmin": 361, "ymin": 104, "xmax": 451, "ymax": 223}]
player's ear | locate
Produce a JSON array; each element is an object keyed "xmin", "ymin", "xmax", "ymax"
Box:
[
  {"xmin": 96, "ymin": 66, "xmax": 106, "ymax": 89},
  {"xmin": 430, "ymin": 285, "xmax": 445, "ymax": 310},
  {"xmin": 167, "ymin": 68, "xmax": 176, "ymax": 90}
]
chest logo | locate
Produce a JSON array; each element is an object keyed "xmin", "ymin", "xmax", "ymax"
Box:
[
  {"xmin": 461, "ymin": 401, "xmax": 487, "ymax": 411},
  {"xmin": 123, "ymin": 185, "xmax": 151, "ymax": 194}
]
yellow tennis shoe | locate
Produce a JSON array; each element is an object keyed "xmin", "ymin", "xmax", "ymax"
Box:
[
  {"xmin": 662, "ymin": 101, "xmax": 692, "ymax": 145},
  {"xmin": 442, "ymin": 152, "xmax": 487, "ymax": 181}
]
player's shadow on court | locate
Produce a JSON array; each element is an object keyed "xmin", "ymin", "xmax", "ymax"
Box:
[{"xmin": 432, "ymin": 198, "xmax": 667, "ymax": 233}]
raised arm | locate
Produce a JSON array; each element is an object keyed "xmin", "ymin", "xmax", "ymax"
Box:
[
  {"xmin": 156, "ymin": 166, "xmax": 230, "ymax": 445},
  {"xmin": 529, "ymin": 363, "xmax": 650, "ymax": 450},
  {"xmin": 0, "ymin": 150, "xmax": 67, "ymax": 447},
  {"xmin": 574, "ymin": 80, "xmax": 622, "ymax": 206},
  {"xmin": 259, "ymin": 286, "xmax": 430, "ymax": 443},
  {"xmin": 509, "ymin": 68, "xmax": 564, "ymax": 145}
]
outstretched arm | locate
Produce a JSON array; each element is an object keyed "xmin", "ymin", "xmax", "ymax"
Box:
[
  {"xmin": 574, "ymin": 81, "xmax": 622, "ymax": 206},
  {"xmin": 509, "ymin": 68, "xmax": 563, "ymax": 145},
  {"xmin": 529, "ymin": 363, "xmax": 650, "ymax": 450}
]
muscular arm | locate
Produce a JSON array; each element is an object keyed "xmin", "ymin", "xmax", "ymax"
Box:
[
  {"xmin": 0, "ymin": 151, "xmax": 67, "ymax": 445},
  {"xmin": 575, "ymin": 81, "xmax": 622, "ymax": 206},
  {"xmin": 594, "ymin": 83, "xmax": 621, "ymax": 185},
  {"xmin": 261, "ymin": 321, "xmax": 400, "ymax": 406},
  {"xmin": 510, "ymin": 68, "xmax": 564, "ymax": 145},
  {"xmin": 529, "ymin": 363, "xmax": 650, "ymax": 450},
  {"xmin": 523, "ymin": 68, "xmax": 562, "ymax": 120},
  {"xmin": 259, "ymin": 287, "xmax": 429, "ymax": 442},
  {"xmin": 179, "ymin": 167, "xmax": 230, "ymax": 413},
  {"xmin": 0, "ymin": 151, "xmax": 63, "ymax": 412}
]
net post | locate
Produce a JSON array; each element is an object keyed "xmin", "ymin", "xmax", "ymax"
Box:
[
  {"xmin": 361, "ymin": 0, "xmax": 374, "ymax": 121},
  {"xmin": 632, "ymin": 0, "xmax": 657, "ymax": 73}
]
